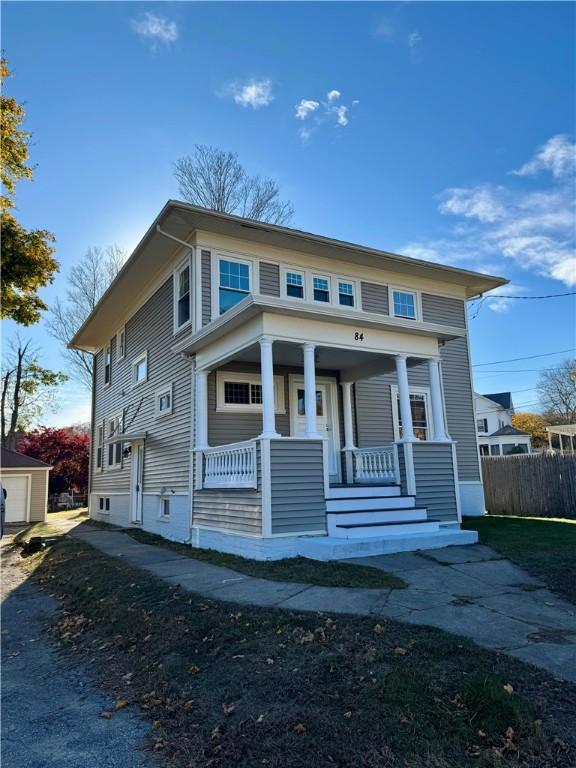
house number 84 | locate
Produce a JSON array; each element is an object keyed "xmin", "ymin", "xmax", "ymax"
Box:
[{"xmin": 354, "ymin": 332, "xmax": 365, "ymax": 341}]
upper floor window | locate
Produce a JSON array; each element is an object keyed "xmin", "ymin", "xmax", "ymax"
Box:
[
  {"xmin": 313, "ymin": 276, "xmax": 330, "ymax": 303},
  {"xmin": 96, "ymin": 424, "xmax": 104, "ymax": 470},
  {"xmin": 104, "ymin": 343, "xmax": 111, "ymax": 386},
  {"xmin": 156, "ymin": 384, "xmax": 173, "ymax": 417},
  {"xmin": 175, "ymin": 263, "xmax": 191, "ymax": 329},
  {"xmin": 117, "ymin": 327, "xmax": 126, "ymax": 361},
  {"xmin": 338, "ymin": 280, "xmax": 355, "ymax": 307},
  {"xmin": 219, "ymin": 258, "xmax": 250, "ymax": 314},
  {"xmin": 107, "ymin": 413, "xmax": 124, "ymax": 469},
  {"xmin": 286, "ymin": 271, "xmax": 304, "ymax": 299},
  {"xmin": 132, "ymin": 351, "xmax": 148, "ymax": 386},
  {"xmin": 477, "ymin": 418, "xmax": 488, "ymax": 433},
  {"xmin": 392, "ymin": 289, "xmax": 417, "ymax": 320}
]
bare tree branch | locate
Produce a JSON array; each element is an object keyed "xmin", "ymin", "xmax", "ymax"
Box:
[
  {"xmin": 538, "ymin": 358, "xmax": 576, "ymax": 424},
  {"xmin": 174, "ymin": 145, "xmax": 294, "ymax": 226}
]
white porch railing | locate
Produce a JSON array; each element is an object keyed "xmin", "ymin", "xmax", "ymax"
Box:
[
  {"xmin": 351, "ymin": 445, "xmax": 397, "ymax": 483},
  {"xmin": 201, "ymin": 440, "xmax": 257, "ymax": 489}
]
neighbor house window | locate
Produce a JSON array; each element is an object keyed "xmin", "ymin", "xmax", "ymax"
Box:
[
  {"xmin": 117, "ymin": 327, "xmax": 126, "ymax": 361},
  {"xmin": 490, "ymin": 445, "xmax": 501, "ymax": 456},
  {"xmin": 216, "ymin": 372, "xmax": 285, "ymax": 412},
  {"xmin": 392, "ymin": 386, "xmax": 431, "ymax": 441},
  {"xmin": 338, "ymin": 281, "xmax": 355, "ymax": 307},
  {"xmin": 392, "ymin": 289, "xmax": 417, "ymax": 319},
  {"xmin": 479, "ymin": 444, "xmax": 489, "ymax": 456},
  {"xmin": 96, "ymin": 424, "xmax": 104, "ymax": 470},
  {"xmin": 156, "ymin": 384, "xmax": 173, "ymax": 417},
  {"xmin": 104, "ymin": 343, "xmax": 111, "ymax": 386},
  {"xmin": 107, "ymin": 414, "xmax": 124, "ymax": 469},
  {"xmin": 219, "ymin": 258, "xmax": 250, "ymax": 314},
  {"xmin": 477, "ymin": 418, "xmax": 488, "ymax": 433},
  {"xmin": 286, "ymin": 271, "xmax": 304, "ymax": 299},
  {"xmin": 175, "ymin": 262, "xmax": 191, "ymax": 329},
  {"xmin": 313, "ymin": 276, "xmax": 330, "ymax": 303},
  {"xmin": 132, "ymin": 352, "xmax": 148, "ymax": 386}
]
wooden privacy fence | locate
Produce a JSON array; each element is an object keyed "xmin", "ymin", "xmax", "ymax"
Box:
[{"xmin": 481, "ymin": 454, "xmax": 576, "ymax": 519}]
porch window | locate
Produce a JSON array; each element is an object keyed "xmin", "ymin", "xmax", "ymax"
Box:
[
  {"xmin": 490, "ymin": 444, "xmax": 501, "ymax": 456},
  {"xmin": 392, "ymin": 289, "xmax": 417, "ymax": 320},
  {"xmin": 338, "ymin": 281, "xmax": 355, "ymax": 307},
  {"xmin": 286, "ymin": 271, "xmax": 304, "ymax": 299},
  {"xmin": 219, "ymin": 258, "xmax": 250, "ymax": 314},
  {"xmin": 392, "ymin": 386, "xmax": 431, "ymax": 440},
  {"xmin": 313, "ymin": 276, "xmax": 330, "ymax": 303},
  {"xmin": 175, "ymin": 262, "xmax": 191, "ymax": 328},
  {"xmin": 216, "ymin": 371, "xmax": 285, "ymax": 413},
  {"xmin": 479, "ymin": 444, "xmax": 489, "ymax": 456},
  {"xmin": 104, "ymin": 343, "xmax": 111, "ymax": 386}
]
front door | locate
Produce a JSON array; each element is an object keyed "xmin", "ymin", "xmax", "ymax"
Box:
[
  {"xmin": 130, "ymin": 442, "xmax": 144, "ymax": 524},
  {"xmin": 290, "ymin": 378, "xmax": 341, "ymax": 482}
]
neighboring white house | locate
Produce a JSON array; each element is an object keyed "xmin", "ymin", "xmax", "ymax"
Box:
[{"xmin": 474, "ymin": 392, "xmax": 532, "ymax": 456}]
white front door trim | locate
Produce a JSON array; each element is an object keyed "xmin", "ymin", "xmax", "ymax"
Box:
[{"xmin": 130, "ymin": 441, "xmax": 144, "ymax": 524}]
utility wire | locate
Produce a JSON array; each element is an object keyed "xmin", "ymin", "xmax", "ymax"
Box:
[
  {"xmin": 473, "ymin": 349, "xmax": 575, "ymax": 367},
  {"xmin": 468, "ymin": 291, "xmax": 575, "ymax": 320}
]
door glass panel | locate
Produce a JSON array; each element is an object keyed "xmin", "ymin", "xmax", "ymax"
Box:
[{"xmin": 297, "ymin": 389, "xmax": 324, "ymax": 417}]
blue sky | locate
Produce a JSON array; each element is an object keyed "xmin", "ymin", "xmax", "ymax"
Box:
[{"xmin": 3, "ymin": 1, "xmax": 575, "ymax": 426}]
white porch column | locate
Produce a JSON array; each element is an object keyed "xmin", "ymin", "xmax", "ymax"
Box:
[
  {"xmin": 195, "ymin": 368, "xmax": 209, "ymax": 449},
  {"xmin": 428, "ymin": 357, "xmax": 449, "ymax": 441},
  {"xmin": 395, "ymin": 354, "xmax": 417, "ymax": 441},
  {"xmin": 259, "ymin": 337, "xmax": 280, "ymax": 438},
  {"xmin": 548, "ymin": 430, "xmax": 553, "ymax": 453},
  {"xmin": 303, "ymin": 343, "xmax": 321, "ymax": 438},
  {"xmin": 340, "ymin": 382, "xmax": 356, "ymax": 449}
]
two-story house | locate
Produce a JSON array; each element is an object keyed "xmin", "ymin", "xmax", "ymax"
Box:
[
  {"xmin": 474, "ymin": 392, "xmax": 532, "ymax": 456},
  {"xmin": 71, "ymin": 202, "xmax": 507, "ymax": 560}
]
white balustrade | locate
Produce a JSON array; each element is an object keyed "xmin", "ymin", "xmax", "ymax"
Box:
[
  {"xmin": 351, "ymin": 445, "xmax": 397, "ymax": 483},
  {"xmin": 202, "ymin": 440, "xmax": 257, "ymax": 489}
]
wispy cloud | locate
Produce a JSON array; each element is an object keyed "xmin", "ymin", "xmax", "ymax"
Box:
[
  {"xmin": 372, "ymin": 20, "xmax": 395, "ymax": 41},
  {"xmin": 131, "ymin": 12, "xmax": 178, "ymax": 49},
  {"xmin": 408, "ymin": 31, "xmax": 422, "ymax": 49},
  {"xmin": 226, "ymin": 79, "xmax": 274, "ymax": 109},
  {"xmin": 294, "ymin": 89, "xmax": 358, "ymax": 141},
  {"xmin": 403, "ymin": 135, "xmax": 576, "ymax": 301}
]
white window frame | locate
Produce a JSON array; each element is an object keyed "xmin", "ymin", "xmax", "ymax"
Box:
[
  {"xmin": 173, "ymin": 258, "xmax": 192, "ymax": 333},
  {"xmin": 477, "ymin": 418, "xmax": 488, "ymax": 434},
  {"xmin": 336, "ymin": 277, "xmax": 356, "ymax": 308},
  {"xmin": 106, "ymin": 412, "xmax": 124, "ymax": 470},
  {"xmin": 96, "ymin": 423, "xmax": 104, "ymax": 471},
  {"xmin": 281, "ymin": 266, "xmax": 306, "ymax": 301},
  {"xmin": 391, "ymin": 385, "xmax": 433, "ymax": 441},
  {"xmin": 310, "ymin": 273, "xmax": 331, "ymax": 304},
  {"xmin": 131, "ymin": 351, "xmax": 148, "ymax": 387},
  {"xmin": 104, "ymin": 343, "xmax": 112, "ymax": 387},
  {"xmin": 216, "ymin": 371, "xmax": 286, "ymax": 413},
  {"xmin": 155, "ymin": 383, "xmax": 173, "ymax": 418},
  {"xmin": 389, "ymin": 286, "xmax": 421, "ymax": 321},
  {"xmin": 159, "ymin": 495, "xmax": 171, "ymax": 520},
  {"xmin": 213, "ymin": 253, "xmax": 254, "ymax": 317},
  {"xmin": 116, "ymin": 327, "xmax": 126, "ymax": 361}
]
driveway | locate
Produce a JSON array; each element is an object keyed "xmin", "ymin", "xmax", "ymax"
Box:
[{"xmin": 1, "ymin": 543, "xmax": 155, "ymax": 768}]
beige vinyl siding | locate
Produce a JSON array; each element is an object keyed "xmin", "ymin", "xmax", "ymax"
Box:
[
  {"xmin": 421, "ymin": 293, "xmax": 466, "ymax": 328},
  {"xmin": 201, "ymin": 249, "xmax": 212, "ymax": 326},
  {"xmin": 259, "ymin": 262, "xmax": 281, "ymax": 296},
  {"xmin": 270, "ymin": 440, "xmax": 327, "ymax": 534},
  {"xmin": 361, "ymin": 282, "xmax": 389, "ymax": 314},
  {"xmin": 91, "ymin": 277, "xmax": 192, "ymax": 496},
  {"xmin": 29, "ymin": 470, "xmax": 49, "ymax": 521},
  {"xmin": 412, "ymin": 443, "xmax": 458, "ymax": 523}
]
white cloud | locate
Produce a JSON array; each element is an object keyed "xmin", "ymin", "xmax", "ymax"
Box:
[
  {"xmin": 131, "ymin": 12, "xmax": 178, "ymax": 48},
  {"xmin": 230, "ymin": 79, "xmax": 273, "ymax": 109},
  {"xmin": 408, "ymin": 31, "xmax": 422, "ymax": 49},
  {"xmin": 373, "ymin": 20, "xmax": 394, "ymax": 41},
  {"xmin": 294, "ymin": 89, "xmax": 357, "ymax": 140},
  {"xmin": 403, "ymin": 136, "xmax": 576, "ymax": 294},
  {"xmin": 512, "ymin": 134, "xmax": 576, "ymax": 179},
  {"xmin": 295, "ymin": 99, "xmax": 320, "ymax": 120}
]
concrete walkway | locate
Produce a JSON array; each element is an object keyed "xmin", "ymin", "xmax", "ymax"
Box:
[{"xmin": 70, "ymin": 527, "xmax": 576, "ymax": 683}]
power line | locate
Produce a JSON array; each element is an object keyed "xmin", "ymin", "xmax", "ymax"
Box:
[
  {"xmin": 473, "ymin": 349, "xmax": 575, "ymax": 367},
  {"xmin": 483, "ymin": 292, "xmax": 576, "ymax": 300}
]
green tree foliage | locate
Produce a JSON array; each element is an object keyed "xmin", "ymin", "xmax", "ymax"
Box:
[{"xmin": 1, "ymin": 58, "xmax": 58, "ymax": 325}]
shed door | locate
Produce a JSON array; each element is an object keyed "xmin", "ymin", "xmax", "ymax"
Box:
[{"xmin": 2, "ymin": 475, "xmax": 29, "ymax": 522}]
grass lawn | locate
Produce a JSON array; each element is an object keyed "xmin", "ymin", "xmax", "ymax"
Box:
[
  {"xmin": 124, "ymin": 528, "xmax": 406, "ymax": 590},
  {"xmin": 463, "ymin": 516, "xmax": 576, "ymax": 604},
  {"xmin": 22, "ymin": 538, "xmax": 576, "ymax": 768},
  {"xmin": 13, "ymin": 508, "xmax": 89, "ymax": 544}
]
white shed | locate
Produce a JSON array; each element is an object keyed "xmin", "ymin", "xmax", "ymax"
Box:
[{"xmin": 1, "ymin": 448, "xmax": 52, "ymax": 523}]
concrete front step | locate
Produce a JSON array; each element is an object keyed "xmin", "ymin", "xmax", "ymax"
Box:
[
  {"xmin": 297, "ymin": 527, "xmax": 479, "ymax": 560},
  {"xmin": 326, "ymin": 485, "xmax": 400, "ymax": 500},
  {"xmin": 333, "ymin": 519, "xmax": 440, "ymax": 539},
  {"xmin": 326, "ymin": 496, "xmax": 416, "ymax": 513},
  {"xmin": 327, "ymin": 508, "xmax": 427, "ymax": 534}
]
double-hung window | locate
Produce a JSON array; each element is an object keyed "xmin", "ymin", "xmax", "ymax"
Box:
[
  {"xmin": 117, "ymin": 327, "xmax": 126, "ymax": 361},
  {"xmin": 175, "ymin": 262, "xmax": 191, "ymax": 329},
  {"xmin": 104, "ymin": 343, "xmax": 111, "ymax": 386},
  {"xmin": 219, "ymin": 258, "xmax": 250, "ymax": 314},
  {"xmin": 477, "ymin": 418, "xmax": 488, "ymax": 434},
  {"xmin": 132, "ymin": 351, "xmax": 148, "ymax": 386},
  {"xmin": 313, "ymin": 275, "xmax": 330, "ymax": 303},
  {"xmin": 107, "ymin": 414, "xmax": 124, "ymax": 468},
  {"xmin": 392, "ymin": 289, "xmax": 417, "ymax": 320},
  {"xmin": 286, "ymin": 271, "xmax": 304, "ymax": 299},
  {"xmin": 96, "ymin": 424, "xmax": 104, "ymax": 470},
  {"xmin": 392, "ymin": 386, "xmax": 431, "ymax": 441},
  {"xmin": 338, "ymin": 280, "xmax": 355, "ymax": 307}
]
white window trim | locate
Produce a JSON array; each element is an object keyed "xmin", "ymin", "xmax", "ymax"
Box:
[
  {"xmin": 96, "ymin": 422, "xmax": 104, "ymax": 472},
  {"xmin": 281, "ymin": 265, "xmax": 306, "ymax": 301},
  {"xmin": 103, "ymin": 343, "xmax": 112, "ymax": 387},
  {"xmin": 389, "ymin": 285, "xmax": 421, "ymax": 321},
  {"xmin": 310, "ymin": 273, "xmax": 332, "ymax": 305},
  {"xmin": 390, "ymin": 384, "xmax": 433, "ymax": 441},
  {"xmin": 106, "ymin": 412, "xmax": 124, "ymax": 470},
  {"xmin": 216, "ymin": 371, "xmax": 286, "ymax": 413},
  {"xmin": 212, "ymin": 252, "xmax": 255, "ymax": 318},
  {"xmin": 155, "ymin": 383, "xmax": 173, "ymax": 418},
  {"xmin": 131, "ymin": 351, "xmax": 148, "ymax": 388},
  {"xmin": 158, "ymin": 495, "xmax": 171, "ymax": 521},
  {"xmin": 173, "ymin": 258, "xmax": 192, "ymax": 334},
  {"xmin": 116, "ymin": 327, "xmax": 126, "ymax": 361}
]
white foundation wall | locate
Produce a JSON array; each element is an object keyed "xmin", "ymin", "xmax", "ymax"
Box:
[
  {"xmin": 458, "ymin": 481, "xmax": 486, "ymax": 517},
  {"xmin": 141, "ymin": 494, "xmax": 190, "ymax": 542},
  {"xmin": 90, "ymin": 493, "xmax": 130, "ymax": 527}
]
